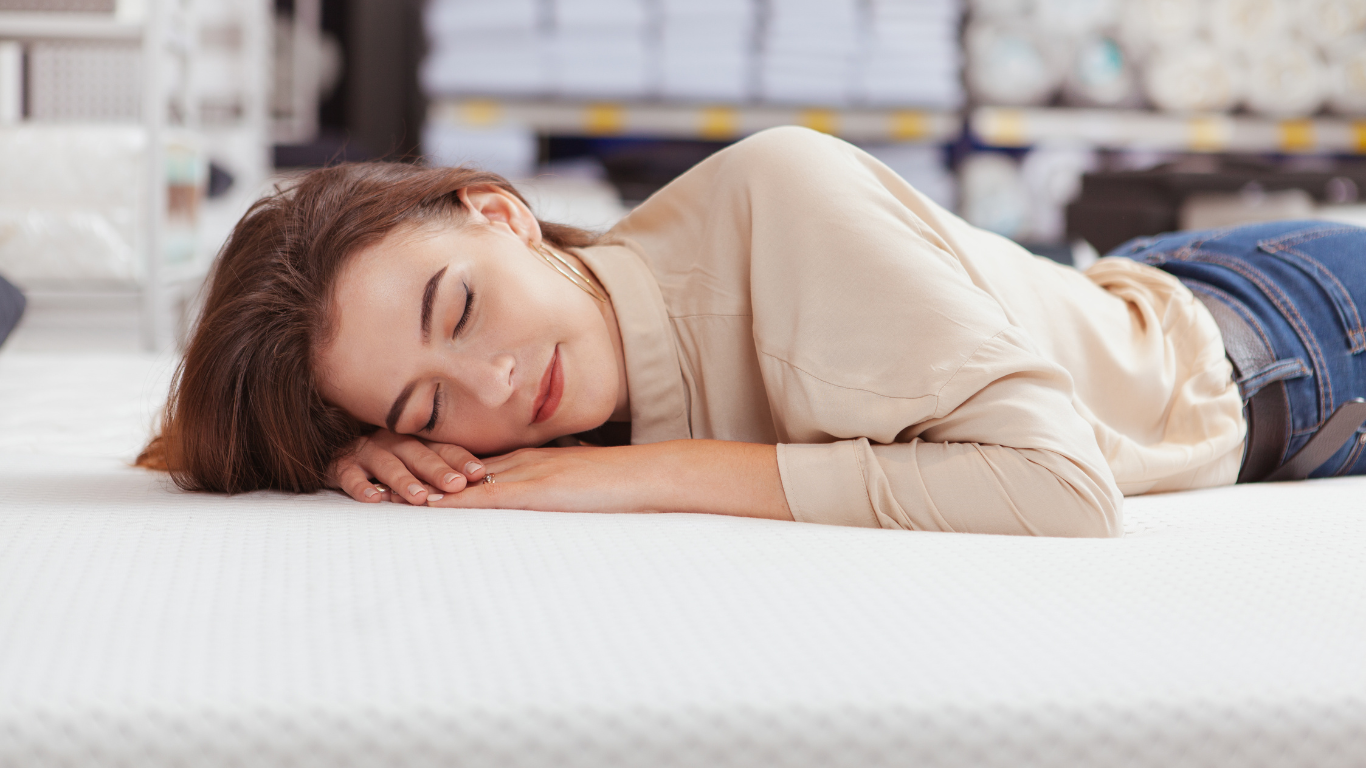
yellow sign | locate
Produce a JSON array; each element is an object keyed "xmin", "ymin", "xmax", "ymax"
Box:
[
  {"xmin": 800, "ymin": 109, "xmax": 839, "ymax": 135},
  {"xmin": 1187, "ymin": 116, "xmax": 1228, "ymax": 152},
  {"xmin": 584, "ymin": 104, "xmax": 626, "ymax": 135},
  {"xmin": 981, "ymin": 109, "xmax": 1027, "ymax": 147},
  {"xmin": 890, "ymin": 111, "xmax": 927, "ymax": 142},
  {"xmin": 1278, "ymin": 119, "xmax": 1316, "ymax": 153},
  {"xmin": 459, "ymin": 99, "xmax": 502, "ymax": 128},
  {"xmin": 699, "ymin": 107, "xmax": 739, "ymax": 140},
  {"xmin": 1354, "ymin": 121, "xmax": 1366, "ymax": 154}
]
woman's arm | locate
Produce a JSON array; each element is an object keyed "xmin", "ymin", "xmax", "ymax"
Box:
[
  {"xmin": 329, "ymin": 432, "xmax": 793, "ymax": 522},
  {"xmin": 426, "ymin": 439, "xmax": 794, "ymax": 521},
  {"xmin": 328, "ymin": 429, "xmax": 489, "ymax": 505}
]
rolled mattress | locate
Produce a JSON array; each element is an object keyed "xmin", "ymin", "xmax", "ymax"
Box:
[{"xmin": 1, "ymin": 350, "xmax": 1364, "ymax": 768}]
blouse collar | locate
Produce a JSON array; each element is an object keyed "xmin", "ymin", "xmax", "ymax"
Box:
[{"xmin": 573, "ymin": 241, "xmax": 692, "ymax": 444}]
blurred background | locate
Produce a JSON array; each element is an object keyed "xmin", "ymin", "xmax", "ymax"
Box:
[{"xmin": 1, "ymin": 0, "xmax": 1365, "ymax": 352}]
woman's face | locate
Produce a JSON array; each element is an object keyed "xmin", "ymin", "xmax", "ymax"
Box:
[{"xmin": 315, "ymin": 186, "xmax": 625, "ymax": 456}]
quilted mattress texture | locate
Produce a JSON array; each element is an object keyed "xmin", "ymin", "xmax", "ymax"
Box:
[{"xmin": 2, "ymin": 350, "xmax": 1365, "ymax": 768}]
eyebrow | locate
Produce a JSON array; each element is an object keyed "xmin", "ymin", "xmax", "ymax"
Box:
[
  {"xmin": 384, "ymin": 266, "xmax": 447, "ymax": 433},
  {"xmin": 420, "ymin": 266, "xmax": 448, "ymax": 342}
]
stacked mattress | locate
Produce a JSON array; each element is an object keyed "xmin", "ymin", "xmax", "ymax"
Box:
[{"xmin": 2, "ymin": 349, "xmax": 1365, "ymax": 767}]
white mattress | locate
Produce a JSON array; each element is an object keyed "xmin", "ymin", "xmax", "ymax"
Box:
[{"xmin": 2, "ymin": 350, "xmax": 1365, "ymax": 768}]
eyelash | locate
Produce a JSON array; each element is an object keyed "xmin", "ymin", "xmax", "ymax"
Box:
[
  {"xmin": 454, "ymin": 290, "xmax": 475, "ymax": 337},
  {"xmin": 422, "ymin": 289, "xmax": 475, "ymax": 433}
]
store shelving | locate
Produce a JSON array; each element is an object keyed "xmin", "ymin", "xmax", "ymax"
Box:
[
  {"xmin": 429, "ymin": 97, "xmax": 961, "ymax": 144},
  {"xmin": 0, "ymin": 0, "xmax": 196, "ymax": 350},
  {"xmin": 972, "ymin": 107, "xmax": 1366, "ymax": 155},
  {"xmin": 0, "ymin": 11, "xmax": 143, "ymax": 40}
]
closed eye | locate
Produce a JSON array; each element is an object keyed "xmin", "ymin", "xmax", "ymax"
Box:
[
  {"xmin": 454, "ymin": 287, "xmax": 475, "ymax": 338},
  {"xmin": 422, "ymin": 385, "xmax": 441, "ymax": 433},
  {"xmin": 420, "ymin": 286, "xmax": 474, "ymax": 434}
]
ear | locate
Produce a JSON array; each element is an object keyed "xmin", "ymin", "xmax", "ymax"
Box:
[{"xmin": 457, "ymin": 185, "xmax": 543, "ymax": 245}]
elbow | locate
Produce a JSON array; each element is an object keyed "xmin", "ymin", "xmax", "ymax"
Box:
[
  {"xmin": 1048, "ymin": 471, "xmax": 1124, "ymax": 539},
  {"xmin": 1065, "ymin": 494, "xmax": 1123, "ymax": 538},
  {"xmin": 1013, "ymin": 448, "xmax": 1124, "ymax": 538}
]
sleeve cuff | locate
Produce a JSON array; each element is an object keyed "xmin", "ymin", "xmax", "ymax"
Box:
[{"xmin": 776, "ymin": 441, "xmax": 881, "ymax": 529}]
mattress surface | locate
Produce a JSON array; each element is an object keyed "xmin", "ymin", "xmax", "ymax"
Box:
[{"xmin": 2, "ymin": 351, "xmax": 1365, "ymax": 768}]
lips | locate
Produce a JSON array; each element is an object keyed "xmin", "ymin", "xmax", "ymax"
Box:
[{"xmin": 532, "ymin": 345, "xmax": 563, "ymax": 424}]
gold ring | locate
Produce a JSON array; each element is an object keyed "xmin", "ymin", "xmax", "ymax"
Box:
[{"xmin": 482, "ymin": 472, "xmax": 495, "ymax": 485}]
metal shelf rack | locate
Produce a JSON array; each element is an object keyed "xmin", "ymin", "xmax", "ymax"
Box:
[
  {"xmin": 1, "ymin": 0, "xmax": 270, "ymax": 351},
  {"xmin": 429, "ymin": 97, "xmax": 962, "ymax": 145},
  {"xmin": 972, "ymin": 106, "xmax": 1366, "ymax": 156}
]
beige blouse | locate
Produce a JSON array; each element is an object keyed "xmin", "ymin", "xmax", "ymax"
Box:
[{"xmin": 574, "ymin": 127, "xmax": 1246, "ymax": 537}]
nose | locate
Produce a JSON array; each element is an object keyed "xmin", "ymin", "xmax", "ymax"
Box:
[{"xmin": 460, "ymin": 352, "xmax": 516, "ymax": 410}]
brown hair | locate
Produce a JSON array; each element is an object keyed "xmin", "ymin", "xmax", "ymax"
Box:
[{"xmin": 137, "ymin": 162, "xmax": 598, "ymax": 493}]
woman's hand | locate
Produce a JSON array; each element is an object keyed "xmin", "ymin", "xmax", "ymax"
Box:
[
  {"xmin": 328, "ymin": 429, "xmax": 489, "ymax": 505},
  {"xmin": 427, "ymin": 439, "xmax": 794, "ymax": 521}
]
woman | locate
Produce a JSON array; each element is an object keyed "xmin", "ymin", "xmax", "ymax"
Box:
[{"xmin": 140, "ymin": 127, "xmax": 1366, "ymax": 536}]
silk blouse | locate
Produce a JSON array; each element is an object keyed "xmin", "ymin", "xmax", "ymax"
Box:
[{"xmin": 573, "ymin": 127, "xmax": 1246, "ymax": 537}]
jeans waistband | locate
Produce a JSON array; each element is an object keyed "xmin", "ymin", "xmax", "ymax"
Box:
[{"xmin": 1189, "ymin": 288, "xmax": 1291, "ymax": 482}]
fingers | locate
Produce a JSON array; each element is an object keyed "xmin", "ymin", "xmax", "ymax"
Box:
[
  {"xmin": 334, "ymin": 458, "xmax": 387, "ymax": 503},
  {"xmin": 384, "ymin": 481, "xmax": 441, "ymax": 504},
  {"xmin": 365, "ymin": 449, "xmax": 436, "ymax": 506},
  {"xmin": 390, "ymin": 440, "xmax": 480, "ymax": 493},
  {"xmin": 329, "ymin": 430, "xmax": 551, "ymax": 507},
  {"xmin": 426, "ymin": 441, "xmax": 489, "ymax": 484},
  {"xmin": 424, "ymin": 479, "xmax": 510, "ymax": 509}
]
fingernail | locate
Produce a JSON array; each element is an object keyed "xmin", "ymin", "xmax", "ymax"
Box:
[
  {"xmin": 408, "ymin": 483, "xmax": 426, "ymax": 497},
  {"xmin": 465, "ymin": 462, "xmax": 483, "ymax": 475},
  {"xmin": 443, "ymin": 473, "xmax": 459, "ymax": 486},
  {"xmin": 363, "ymin": 487, "xmax": 379, "ymax": 500},
  {"xmin": 427, "ymin": 493, "xmax": 444, "ymax": 502}
]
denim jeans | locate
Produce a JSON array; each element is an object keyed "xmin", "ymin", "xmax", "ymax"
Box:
[{"xmin": 1111, "ymin": 220, "xmax": 1366, "ymax": 480}]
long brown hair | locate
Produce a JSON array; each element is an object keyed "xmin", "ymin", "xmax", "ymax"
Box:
[{"xmin": 137, "ymin": 162, "xmax": 598, "ymax": 493}]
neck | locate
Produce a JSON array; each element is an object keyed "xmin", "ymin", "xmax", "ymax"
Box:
[{"xmin": 557, "ymin": 247, "xmax": 630, "ymax": 422}]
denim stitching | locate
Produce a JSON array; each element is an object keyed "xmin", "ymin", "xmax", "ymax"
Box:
[
  {"xmin": 1257, "ymin": 226, "xmax": 1359, "ymax": 251},
  {"xmin": 1257, "ymin": 232, "xmax": 1366, "ymax": 353},
  {"xmin": 1238, "ymin": 359, "xmax": 1313, "ymax": 400},
  {"xmin": 1184, "ymin": 282, "xmax": 1279, "ymax": 355},
  {"xmin": 1273, "ymin": 245, "xmax": 1366, "ymax": 350},
  {"xmin": 1177, "ymin": 227, "xmax": 1242, "ymax": 257},
  {"xmin": 1180, "ymin": 251, "xmax": 1333, "ymax": 422},
  {"xmin": 1199, "ymin": 254, "xmax": 1333, "ymax": 419}
]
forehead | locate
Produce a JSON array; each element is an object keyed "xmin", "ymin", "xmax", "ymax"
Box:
[
  {"xmin": 314, "ymin": 223, "xmax": 467, "ymax": 411},
  {"xmin": 349, "ymin": 220, "xmax": 460, "ymax": 277}
]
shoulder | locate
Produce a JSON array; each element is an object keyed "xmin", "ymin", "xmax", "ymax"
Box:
[{"xmin": 711, "ymin": 126, "xmax": 857, "ymax": 177}]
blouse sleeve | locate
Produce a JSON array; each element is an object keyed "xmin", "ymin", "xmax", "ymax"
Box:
[
  {"xmin": 723, "ymin": 128, "xmax": 1123, "ymax": 537},
  {"xmin": 774, "ymin": 328, "xmax": 1123, "ymax": 537}
]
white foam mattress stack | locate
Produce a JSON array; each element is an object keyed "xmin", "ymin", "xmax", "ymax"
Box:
[
  {"xmin": 658, "ymin": 0, "xmax": 756, "ymax": 103},
  {"xmin": 860, "ymin": 0, "xmax": 965, "ymax": 109},
  {"xmin": 759, "ymin": 0, "xmax": 862, "ymax": 105},
  {"xmin": 551, "ymin": 0, "xmax": 652, "ymax": 98},
  {"xmin": 4, "ymin": 342, "xmax": 1366, "ymax": 766},
  {"xmin": 421, "ymin": 0, "xmax": 548, "ymax": 97},
  {"xmin": 422, "ymin": 0, "xmax": 971, "ymax": 109},
  {"xmin": 0, "ymin": 126, "xmax": 146, "ymax": 287}
]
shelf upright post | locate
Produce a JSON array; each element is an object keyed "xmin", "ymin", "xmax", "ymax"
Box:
[
  {"xmin": 243, "ymin": 0, "xmax": 272, "ymax": 203},
  {"xmin": 140, "ymin": 0, "xmax": 169, "ymax": 351}
]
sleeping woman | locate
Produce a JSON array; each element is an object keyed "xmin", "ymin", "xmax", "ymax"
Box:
[{"xmin": 138, "ymin": 127, "xmax": 1366, "ymax": 536}]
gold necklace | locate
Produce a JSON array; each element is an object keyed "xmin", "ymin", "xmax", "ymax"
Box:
[{"xmin": 533, "ymin": 242, "xmax": 608, "ymax": 303}]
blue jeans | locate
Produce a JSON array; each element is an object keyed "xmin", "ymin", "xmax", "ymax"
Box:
[{"xmin": 1111, "ymin": 220, "xmax": 1366, "ymax": 480}]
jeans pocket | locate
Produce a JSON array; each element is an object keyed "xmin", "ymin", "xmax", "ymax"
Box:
[{"xmin": 1258, "ymin": 226, "xmax": 1366, "ymax": 354}]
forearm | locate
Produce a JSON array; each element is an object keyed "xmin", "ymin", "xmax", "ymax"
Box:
[{"xmin": 638, "ymin": 439, "xmax": 793, "ymax": 521}]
